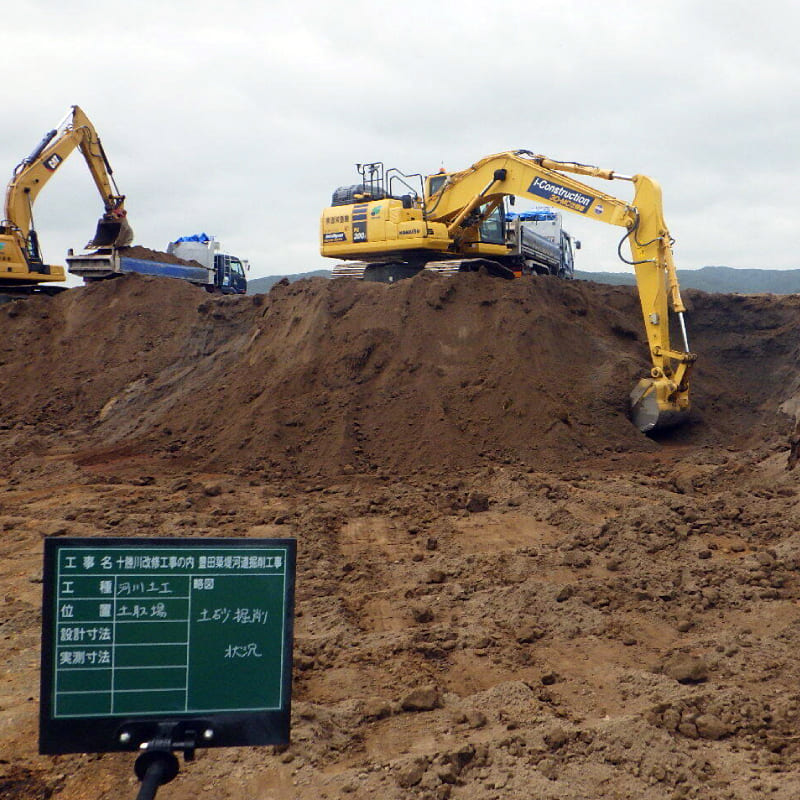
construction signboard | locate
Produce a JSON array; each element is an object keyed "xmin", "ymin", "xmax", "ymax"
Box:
[{"xmin": 39, "ymin": 537, "xmax": 296, "ymax": 755}]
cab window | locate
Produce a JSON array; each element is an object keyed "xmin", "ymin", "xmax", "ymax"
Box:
[
  {"xmin": 427, "ymin": 174, "xmax": 447, "ymax": 197},
  {"xmin": 479, "ymin": 205, "xmax": 505, "ymax": 245}
]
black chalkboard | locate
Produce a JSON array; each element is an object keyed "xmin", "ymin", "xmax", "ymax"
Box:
[{"xmin": 40, "ymin": 537, "xmax": 295, "ymax": 755}]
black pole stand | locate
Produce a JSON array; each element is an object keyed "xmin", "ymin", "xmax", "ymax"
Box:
[{"xmin": 132, "ymin": 724, "xmax": 195, "ymax": 800}]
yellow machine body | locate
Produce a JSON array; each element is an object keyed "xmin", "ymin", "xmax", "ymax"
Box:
[
  {"xmin": 0, "ymin": 105, "xmax": 132, "ymax": 293},
  {"xmin": 320, "ymin": 151, "xmax": 696, "ymax": 432}
]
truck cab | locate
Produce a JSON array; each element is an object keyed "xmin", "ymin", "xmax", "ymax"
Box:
[
  {"xmin": 167, "ymin": 234, "xmax": 248, "ymax": 294},
  {"xmin": 214, "ymin": 253, "xmax": 247, "ymax": 294}
]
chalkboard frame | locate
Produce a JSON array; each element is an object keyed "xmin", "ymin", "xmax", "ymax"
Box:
[{"xmin": 39, "ymin": 537, "xmax": 296, "ymax": 755}]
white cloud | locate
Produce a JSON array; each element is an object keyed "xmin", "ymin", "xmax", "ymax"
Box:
[{"xmin": 3, "ymin": 0, "xmax": 799, "ymax": 282}]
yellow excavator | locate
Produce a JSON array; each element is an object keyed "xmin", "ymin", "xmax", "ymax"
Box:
[
  {"xmin": 0, "ymin": 105, "xmax": 133, "ymax": 295},
  {"xmin": 320, "ymin": 150, "xmax": 696, "ymax": 433}
]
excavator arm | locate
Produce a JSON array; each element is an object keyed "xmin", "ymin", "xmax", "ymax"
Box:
[
  {"xmin": 0, "ymin": 105, "xmax": 132, "ymax": 286},
  {"xmin": 427, "ymin": 151, "xmax": 696, "ymax": 431}
]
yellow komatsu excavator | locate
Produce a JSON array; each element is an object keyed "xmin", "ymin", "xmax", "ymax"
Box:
[
  {"xmin": 320, "ymin": 150, "xmax": 697, "ymax": 433},
  {"xmin": 0, "ymin": 105, "xmax": 133, "ymax": 295}
]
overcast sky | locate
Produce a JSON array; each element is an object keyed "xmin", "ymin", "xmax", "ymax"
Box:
[{"xmin": 3, "ymin": 0, "xmax": 799, "ymax": 283}]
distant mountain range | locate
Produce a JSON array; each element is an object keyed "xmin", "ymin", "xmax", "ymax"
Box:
[
  {"xmin": 248, "ymin": 271, "xmax": 331, "ymax": 294},
  {"xmin": 575, "ymin": 266, "xmax": 800, "ymax": 294},
  {"xmin": 248, "ymin": 266, "xmax": 800, "ymax": 295}
]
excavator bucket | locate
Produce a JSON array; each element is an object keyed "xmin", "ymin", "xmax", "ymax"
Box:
[
  {"xmin": 630, "ymin": 377, "xmax": 690, "ymax": 433},
  {"xmin": 88, "ymin": 214, "xmax": 134, "ymax": 249}
]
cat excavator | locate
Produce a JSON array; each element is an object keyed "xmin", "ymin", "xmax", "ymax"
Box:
[
  {"xmin": 0, "ymin": 105, "xmax": 133, "ymax": 295},
  {"xmin": 320, "ymin": 150, "xmax": 696, "ymax": 433}
]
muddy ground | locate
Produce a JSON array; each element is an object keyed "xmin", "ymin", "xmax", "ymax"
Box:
[{"xmin": 2, "ymin": 273, "xmax": 800, "ymax": 800}]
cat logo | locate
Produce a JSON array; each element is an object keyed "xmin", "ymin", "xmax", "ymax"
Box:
[{"xmin": 44, "ymin": 154, "xmax": 63, "ymax": 172}]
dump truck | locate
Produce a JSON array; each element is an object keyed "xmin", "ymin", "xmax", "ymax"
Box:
[
  {"xmin": 504, "ymin": 208, "xmax": 580, "ymax": 278},
  {"xmin": 67, "ymin": 233, "xmax": 248, "ymax": 294},
  {"xmin": 168, "ymin": 234, "xmax": 248, "ymax": 294}
]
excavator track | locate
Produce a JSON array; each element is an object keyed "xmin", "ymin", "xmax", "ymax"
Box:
[{"xmin": 331, "ymin": 259, "xmax": 515, "ymax": 281}]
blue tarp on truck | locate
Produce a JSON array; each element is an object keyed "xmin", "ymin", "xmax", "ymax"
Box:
[
  {"xmin": 506, "ymin": 209, "xmax": 558, "ymax": 222},
  {"xmin": 174, "ymin": 233, "xmax": 212, "ymax": 244}
]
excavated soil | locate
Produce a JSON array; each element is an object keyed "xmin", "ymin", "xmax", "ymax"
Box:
[
  {"xmin": 2, "ymin": 272, "xmax": 800, "ymax": 800},
  {"xmin": 116, "ymin": 246, "xmax": 201, "ymax": 267}
]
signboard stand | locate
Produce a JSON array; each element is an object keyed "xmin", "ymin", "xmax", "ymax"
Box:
[
  {"xmin": 39, "ymin": 537, "xmax": 296, "ymax": 799},
  {"xmin": 132, "ymin": 723, "xmax": 186, "ymax": 800}
]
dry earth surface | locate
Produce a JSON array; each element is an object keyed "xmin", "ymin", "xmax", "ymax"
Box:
[{"xmin": 2, "ymin": 272, "xmax": 800, "ymax": 800}]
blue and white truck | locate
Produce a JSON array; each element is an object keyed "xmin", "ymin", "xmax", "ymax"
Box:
[{"xmin": 67, "ymin": 233, "xmax": 248, "ymax": 294}]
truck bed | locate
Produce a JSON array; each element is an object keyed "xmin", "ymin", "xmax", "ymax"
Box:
[
  {"xmin": 67, "ymin": 250, "xmax": 214, "ymax": 286},
  {"xmin": 518, "ymin": 223, "xmax": 562, "ymax": 271}
]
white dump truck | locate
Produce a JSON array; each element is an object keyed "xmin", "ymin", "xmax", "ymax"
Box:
[
  {"xmin": 166, "ymin": 234, "xmax": 248, "ymax": 294},
  {"xmin": 67, "ymin": 233, "xmax": 249, "ymax": 294}
]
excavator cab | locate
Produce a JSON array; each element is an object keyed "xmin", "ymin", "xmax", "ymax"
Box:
[{"xmin": 478, "ymin": 205, "xmax": 506, "ymax": 245}]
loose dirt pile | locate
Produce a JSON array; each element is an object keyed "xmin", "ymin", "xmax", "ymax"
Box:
[
  {"xmin": 116, "ymin": 246, "xmax": 202, "ymax": 267},
  {"xmin": 2, "ymin": 273, "xmax": 797, "ymax": 476},
  {"xmin": 2, "ymin": 273, "xmax": 800, "ymax": 800}
]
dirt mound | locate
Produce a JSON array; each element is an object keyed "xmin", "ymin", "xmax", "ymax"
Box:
[
  {"xmin": 168, "ymin": 272, "xmax": 659, "ymax": 475},
  {"xmin": 0, "ymin": 273, "xmax": 796, "ymax": 477},
  {"xmin": 681, "ymin": 289, "xmax": 800, "ymax": 440},
  {"xmin": 4, "ymin": 272, "xmax": 800, "ymax": 800},
  {"xmin": 0, "ymin": 275, "xmax": 239, "ymax": 433},
  {"xmin": 117, "ymin": 245, "xmax": 201, "ymax": 266}
]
